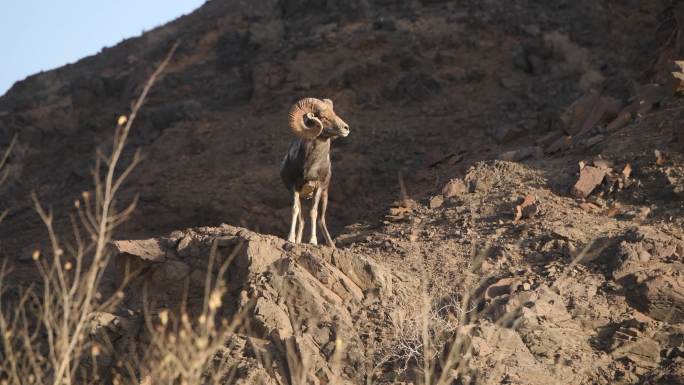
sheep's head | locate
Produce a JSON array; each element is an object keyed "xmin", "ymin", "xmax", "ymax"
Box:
[{"xmin": 288, "ymin": 98, "xmax": 350, "ymax": 140}]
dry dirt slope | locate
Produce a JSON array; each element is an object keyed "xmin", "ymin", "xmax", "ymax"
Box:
[{"xmin": 2, "ymin": 0, "xmax": 684, "ymax": 384}]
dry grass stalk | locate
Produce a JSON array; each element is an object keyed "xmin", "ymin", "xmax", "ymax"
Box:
[
  {"xmin": 0, "ymin": 43, "xmax": 178, "ymax": 385},
  {"xmin": 0, "ymin": 134, "xmax": 18, "ymax": 223},
  {"xmin": 125, "ymin": 239, "xmax": 247, "ymax": 385}
]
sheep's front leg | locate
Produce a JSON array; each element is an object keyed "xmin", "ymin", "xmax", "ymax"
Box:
[
  {"xmin": 309, "ymin": 187, "xmax": 323, "ymax": 245},
  {"xmin": 287, "ymin": 191, "xmax": 301, "ymax": 243}
]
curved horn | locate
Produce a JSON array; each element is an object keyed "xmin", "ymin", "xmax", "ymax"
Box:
[{"xmin": 288, "ymin": 98, "xmax": 324, "ymax": 139}]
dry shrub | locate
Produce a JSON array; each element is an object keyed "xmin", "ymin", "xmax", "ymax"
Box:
[
  {"xmin": 376, "ymin": 294, "xmax": 462, "ymax": 376},
  {"xmin": 0, "ymin": 44, "xmax": 185, "ymax": 385},
  {"xmin": 119, "ymin": 240, "xmax": 245, "ymax": 385}
]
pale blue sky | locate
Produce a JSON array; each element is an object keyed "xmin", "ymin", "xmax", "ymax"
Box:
[{"xmin": 0, "ymin": 0, "xmax": 205, "ymax": 96}]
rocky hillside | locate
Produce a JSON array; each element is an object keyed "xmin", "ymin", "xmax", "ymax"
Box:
[
  {"xmin": 0, "ymin": 0, "xmax": 661, "ymax": 251},
  {"xmin": 2, "ymin": 0, "xmax": 684, "ymax": 384}
]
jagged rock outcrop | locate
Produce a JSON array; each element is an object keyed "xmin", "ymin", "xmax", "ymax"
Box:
[{"xmin": 112, "ymin": 224, "xmax": 401, "ymax": 384}]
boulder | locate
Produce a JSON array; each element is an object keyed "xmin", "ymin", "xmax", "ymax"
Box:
[
  {"xmin": 429, "ymin": 194, "xmax": 444, "ymax": 209},
  {"xmin": 494, "ymin": 124, "xmax": 526, "ymax": 144},
  {"xmin": 469, "ymin": 322, "xmax": 557, "ymax": 385},
  {"xmin": 560, "ymin": 90, "xmax": 620, "ymax": 137},
  {"xmin": 629, "ymin": 271, "xmax": 684, "ymax": 323},
  {"xmin": 442, "ymin": 178, "xmax": 467, "ymax": 198},
  {"xmin": 571, "ymin": 165, "xmax": 607, "ymax": 199}
]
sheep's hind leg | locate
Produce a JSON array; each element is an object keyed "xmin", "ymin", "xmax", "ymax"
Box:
[
  {"xmin": 309, "ymin": 187, "xmax": 323, "ymax": 245},
  {"xmin": 287, "ymin": 191, "xmax": 300, "ymax": 243},
  {"xmin": 296, "ymin": 199, "xmax": 305, "ymax": 243},
  {"xmin": 319, "ymin": 187, "xmax": 335, "ymax": 248}
]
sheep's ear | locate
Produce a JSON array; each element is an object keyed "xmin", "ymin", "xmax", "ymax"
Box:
[{"xmin": 322, "ymin": 98, "xmax": 333, "ymax": 107}]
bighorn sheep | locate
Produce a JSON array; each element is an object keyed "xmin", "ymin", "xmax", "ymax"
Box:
[{"xmin": 280, "ymin": 98, "xmax": 350, "ymax": 248}]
